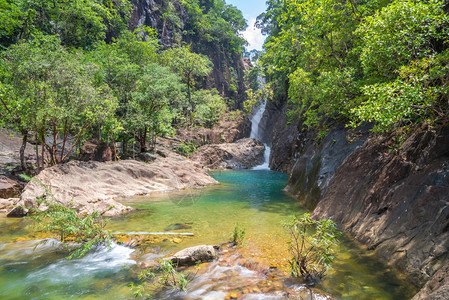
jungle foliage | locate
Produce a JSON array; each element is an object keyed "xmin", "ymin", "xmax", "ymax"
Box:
[
  {"xmin": 0, "ymin": 0, "xmax": 247, "ymax": 168},
  {"xmin": 258, "ymin": 0, "xmax": 449, "ymax": 133}
]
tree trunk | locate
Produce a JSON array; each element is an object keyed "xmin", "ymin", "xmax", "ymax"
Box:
[{"xmin": 19, "ymin": 130, "xmax": 28, "ymax": 171}]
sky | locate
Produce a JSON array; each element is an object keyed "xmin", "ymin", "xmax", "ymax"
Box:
[{"xmin": 226, "ymin": 0, "xmax": 267, "ymax": 51}]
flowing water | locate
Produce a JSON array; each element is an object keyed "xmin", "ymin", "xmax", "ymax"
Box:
[
  {"xmin": 250, "ymin": 101, "xmax": 271, "ymax": 170},
  {"xmin": 0, "ymin": 170, "xmax": 418, "ymax": 299}
]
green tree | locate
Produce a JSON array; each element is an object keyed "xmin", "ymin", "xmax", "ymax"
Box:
[
  {"xmin": 352, "ymin": 51, "xmax": 449, "ymax": 132},
  {"xmin": 191, "ymin": 89, "xmax": 227, "ymax": 127},
  {"xmin": 89, "ymin": 27, "xmax": 161, "ymax": 153},
  {"xmin": 0, "ymin": 0, "xmax": 23, "ymax": 47},
  {"xmin": 259, "ymin": 0, "xmax": 449, "ymax": 135},
  {"xmin": 0, "ymin": 35, "xmax": 117, "ymax": 168},
  {"xmin": 357, "ymin": 0, "xmax": 449, "ymax": 81},
  {"xmin": 161, "ymin": 45, "xmax": 212, "ymax": 113},
  {"xmin": 4, "ymin": 0, "xmax": 132, "ymax": 49},
  {"xmin": 125, "ymin": 63, "xmax": 184, "ymax": 152}
]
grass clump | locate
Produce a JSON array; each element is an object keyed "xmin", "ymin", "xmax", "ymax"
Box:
[{"xmin": 230, "ymin": 223, "xmax": 246, "ymax": 246}]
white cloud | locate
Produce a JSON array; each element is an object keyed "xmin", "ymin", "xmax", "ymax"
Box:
[{"xmin": 242, "ymin": 18, "xmax": 265, "ymax": 51}]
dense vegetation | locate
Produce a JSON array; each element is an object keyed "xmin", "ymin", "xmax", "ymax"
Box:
[
  {"xmin": 257, "ymin": 0, "xmax": 449, "ymax": 134},
  {"xmin": 0, "ymin": 0, "xmax": 247, "ymax": 169}
]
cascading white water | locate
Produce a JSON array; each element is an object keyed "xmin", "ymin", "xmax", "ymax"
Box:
[{"xmin": 250, "ymin": 101, "xmax": 271, "ymax": 170}]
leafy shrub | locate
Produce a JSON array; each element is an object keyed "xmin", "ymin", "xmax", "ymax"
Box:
[
  {"xmin": 284, "ymin": 213, "xmax": 341, "ymax": 284},
  {"xmin": 288, "ymin": 67, "xmax": 360, "ymax": 128},
  {"xmin": 31, "ymin": 200, "xmax": 112, "ymax": 259},
  {"xmin": 175, "ymin": 141, "xmax": 197, "ymax": 157},
  {"xmin": 357, "ymin": 0, "xmax": 449, "ymax": 80}
]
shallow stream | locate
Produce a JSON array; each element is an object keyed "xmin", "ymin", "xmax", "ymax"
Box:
[{"xmin": 0, "ymin": 170, "xmax": 418, "ymax": 299}]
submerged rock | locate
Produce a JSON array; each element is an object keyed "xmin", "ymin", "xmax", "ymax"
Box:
[
  {"xmin": 165, "ymin": 245, "xmax": 217, "ymax": 266},
  {"xmin": 191, "ymin": 138, "xmax": 265, "ymax": 170},
  {"xmin": 165, "ymin": 223, "xmax": 193, "ymax": 231},
  {"xmin": 7, "ymin": 149, "xmax": 217, "ymax": 217}
]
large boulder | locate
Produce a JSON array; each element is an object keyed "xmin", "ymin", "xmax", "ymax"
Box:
[
  {"xmin": 0, "ymin": 176, "xmax": 23, "ymax": 198},
  {"xmin": 0, "ymin": 197, "xmax": 19, "ymax": 213},
  {"xmin": 0, "ymin": 129, "xmax": 36, "ymax": 176},
  {"xmin": 191, "ymin": 138, "xmax": 265, "ymax": 170},
  {"xmin": 176, "ymin": 113, "xmax": 251, "ymax": 147},
  {"xmin": 7, "ymin": 149, "xmax": 217, "ymax": 217},
  {"xmin": 165, "ymin": 245, "xmax": 217, "ymax": 266},
  {"xmin": 79, "ymin": 139, "xmax": 113, "ymax": 162}
]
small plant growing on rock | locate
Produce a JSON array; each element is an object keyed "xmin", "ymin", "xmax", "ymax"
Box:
[
  {"xmin": 175, "ymin": 141, "xmax": 197, "ymax": 157},
  {"xmin": 284, "ymin": 213, "xmax": 341, "ymax": 284},
  {"xmin": 22, "ymin": 174, "xmax": 112, "ymax": 259},
  {"xmin": 129, "ymin": 260, "xmax": 193, "ymax": 298},
  {"xmin": 231, "ymin": 223, "xmax": 246, "ymax": 246}
]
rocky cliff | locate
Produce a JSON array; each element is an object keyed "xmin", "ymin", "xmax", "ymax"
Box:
[
  {"xmin": 129, "ymin": 0, "xmax": 249, "ymax": 106},
  {"xmin": 265, "ymin": 104, "xmax": 449, "ymax": 297}
]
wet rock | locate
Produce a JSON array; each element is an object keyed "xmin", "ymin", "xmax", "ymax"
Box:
[
  {"xmin": 0, "ymin": 176, "xmax": 23, "ymax": 198},
  {"xmin": 412, "ymin": 263, "xmax": 449, "ymax": 300},
  {"xmin": 191, "ymin": 138, "xmax": 265, "ymax": 170},
  {"xmin": 260, "ymin": 101, "xmax": 300, "ymax": 173},
  {"xmin": 165, "ymin": 245, "xmax": 216, "ymax": 266},
  {"xmin": 7, "ymin": 149, "xmax": 217, "ymax": 217},
  {"xmin": 286, "ymin": 125, "xmax": 368, "ymax": 210}
]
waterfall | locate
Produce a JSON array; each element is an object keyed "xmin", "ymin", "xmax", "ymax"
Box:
[{"xmin": 250, "ymin": 101, "xmax": 271, "ymax": 170}]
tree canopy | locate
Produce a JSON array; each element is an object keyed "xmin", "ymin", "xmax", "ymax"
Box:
[
  {"xmin": 0, "ymin": 0, "xmax": 245, "ymax": 168},
  {"xmin": 258, "ymin": 0, "xmax": 449, "ymax": 134}
]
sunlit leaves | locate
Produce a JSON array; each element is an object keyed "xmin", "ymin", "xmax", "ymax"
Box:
[
  {"xmin": 357, "ymin": 0, "xmax": 449, "ymax": 80},
  {"xmin": 0, "ymin": 34, "xmax": 118, "ymax": 164},
  {"xmin": 260, "ymin": 0, "xmax": 449, "ymax": 134}
]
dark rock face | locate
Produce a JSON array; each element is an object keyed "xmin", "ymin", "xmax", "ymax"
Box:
[
  {"xmin": 79, "ymin": 139, "xmax": 113, "ymax": 162},
  {"xmin": 412, "ymin": 263, "xmax": 449, "ymax": 300},
  {"xmin": 129, "ymin": 0, "xmax": 187, "ymax": 48},
  {"xmin": 286, "ymin": 126, "xmax": 368, "ymax": 210},
  {"xmin": 267, "ymin": 100, "xmax": 448, "ymax": 296},
  {"xmin": 191, "ymin": 138, "xmax": 265, "ymax": 170},
  {"xmin": 176, "ymin": 113, "xmax": 251, "ymax": 147},
  {"xmin": 311, "ymin": 126, "xmax": 449, "ymax": 286},
  {"xmin": 129, "ymin": 0, "xmax": 249, "ymax": 104}
]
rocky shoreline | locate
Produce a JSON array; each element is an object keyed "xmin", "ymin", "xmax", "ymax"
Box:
[
  {"xmin": 264, "ymin": 102, "xmax": 449, "ymax": 299},
  {"xmin": 6, "ymin": 148, "xmax": 218, "ymax": 217},
  {"xmin": 1, "ymin": 120, "xmax": 266, "ymax": 217}
]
